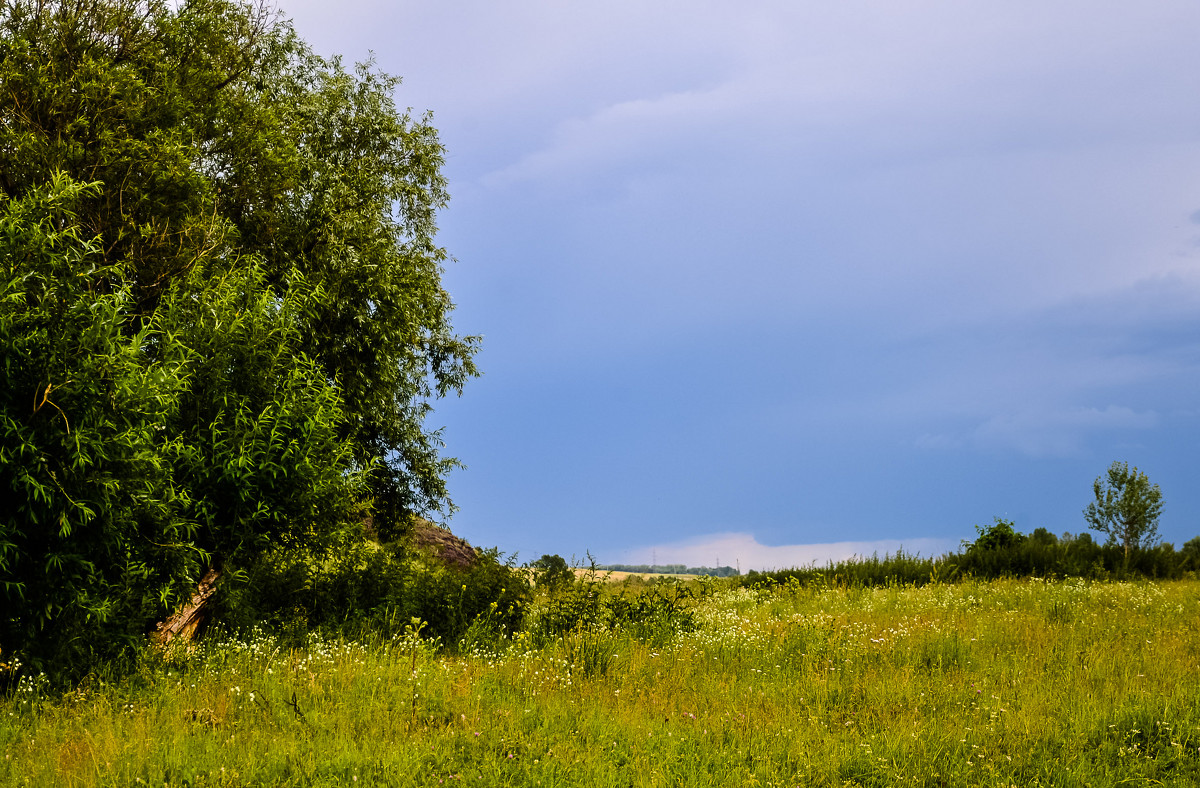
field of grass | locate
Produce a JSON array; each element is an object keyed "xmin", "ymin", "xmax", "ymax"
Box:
[{"xmin": 3, "ymin": 577, "xmax": 1199, "ymax": 787}]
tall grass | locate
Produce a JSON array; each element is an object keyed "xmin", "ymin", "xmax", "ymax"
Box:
[{"xmin": 4, "ymin": 576, "xmax": 1199, "ymax": 786}]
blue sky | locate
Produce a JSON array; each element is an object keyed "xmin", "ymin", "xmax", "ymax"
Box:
[{"xmin": 277, "ymin": 0, "xmax": 1200, "ymax": 569}]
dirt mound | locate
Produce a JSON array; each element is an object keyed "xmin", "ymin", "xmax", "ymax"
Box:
[{"xmin": 411, "ymin": 519, "xmax": 478, "ymax": 571}]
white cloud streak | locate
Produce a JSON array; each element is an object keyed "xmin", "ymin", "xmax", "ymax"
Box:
[{"xmin": 612, "ymin": 532, "xmax": 957, "ymax": 573}]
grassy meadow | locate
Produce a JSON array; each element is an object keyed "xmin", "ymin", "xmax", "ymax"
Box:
[{"xmin": 3, "ymin": 576, "xmax": 1199, "ymax": 787}]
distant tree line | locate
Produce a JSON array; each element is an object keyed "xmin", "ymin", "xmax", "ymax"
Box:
[
  {"xmin": 742, "ymin": 522, "xmax": 1200, "ymax": 589},
  {"xmin": 597, "ymin": 564, "xmax": 741, "ymax": 578},
  {"xmin": 744, "ymin": 462, "xmax": 1188, "ymax": 588}
]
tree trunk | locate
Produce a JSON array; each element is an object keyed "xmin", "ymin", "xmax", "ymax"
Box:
[{"xmin": 153, "ymin": 567, "xmax": 221, "ymax": 648}]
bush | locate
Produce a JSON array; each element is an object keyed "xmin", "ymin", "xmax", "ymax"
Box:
[
  {"xmin": 528, "ymin": 569, "xmax": 697, "ymax": 646},
  {"xmin": 1180, "ymin": 537, "xmax": 1200, "ymax": 571},
  {"xmin": 214, "ymin": 539, "xmax": 529, "ymax": 649},
  {"xmin": 529, "ymin": 554, "xmax": 573, "ymax": 591},
  {"xmin": 968, "ymin": 518, "xmax": 1026, "ymax": 552},
  {"xmin": 399, "ymin": 546, "xmax": 528, "ymax": 647}
]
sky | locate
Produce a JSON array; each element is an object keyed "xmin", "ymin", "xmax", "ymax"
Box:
[{"xmin": 275, "ymin": 0, "xmax": 1200, "ymax": 570}]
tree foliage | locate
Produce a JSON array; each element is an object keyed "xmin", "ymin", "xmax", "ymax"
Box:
[
  {"xmin": 968, "ymin": 518, "xmax": 1025, "ymax": 552},
  {"xmin": 1083, "ymin": 462, "xmax": 1163, "ymax": 561},
  {"xmin": 529, "ymin": 554, "xmax": 573, "ymax": 591},
  {"xmin": 0, "ymin": 0, "xmax": 475, "ymax": 675}
]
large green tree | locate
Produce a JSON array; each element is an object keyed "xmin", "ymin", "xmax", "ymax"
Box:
[
  {"xmin": 0, "ymin": 0, "xmax": 476, "ymax": 673},
  {"xmin": 1083, "ymin": 461, "xmax": 1163, "ymax": 562}
]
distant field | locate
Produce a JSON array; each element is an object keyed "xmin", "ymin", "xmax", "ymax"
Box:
[
  {"xmin": 522, "ymin": 568, "xmax": 699, "ymax": 583},
  {"xmin": 4, "ymin": 577, "xmax": 1199, "ymax": 786},
  {"xmin": 587, "ymin": 569, "xmax": 699, "ymax": 582}
]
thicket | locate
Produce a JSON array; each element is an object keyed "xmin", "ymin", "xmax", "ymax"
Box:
[
  {"xmin": 525, "ymin": 567, "xmax": 701, "ymax": 648},
  {"xmin": 182, "ymin": 550, "xmax": 705, "ymax": 668},
  {"xmin": 0, "ymin": 0, "xmax": 476, "ymax": 679},
  {"xmin": 214, "ymin": 541, "xmax": 529, "ymax": 650}
]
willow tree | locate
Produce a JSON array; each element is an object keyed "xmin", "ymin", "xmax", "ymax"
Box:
[{"xmin": 0, "ymin": 0, "xmax": 476, "ymax": 674}]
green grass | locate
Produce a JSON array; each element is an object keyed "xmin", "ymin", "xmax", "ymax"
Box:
[{"xmin": 4, "ymin": 577, "xmax": 1200, "ymax": 786}]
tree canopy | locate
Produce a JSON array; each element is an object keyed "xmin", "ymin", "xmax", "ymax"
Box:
[
  {"xmin": 0, "ymin": 0, "xmax": 476, "ymax": 674},
  {"xmin": 1083, "ymin": 461, "xmax": 1163, "ymax": 561},
  {"xmin": 967, "ymin": 518, "xmax": 1025, "ymax": 552}
]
